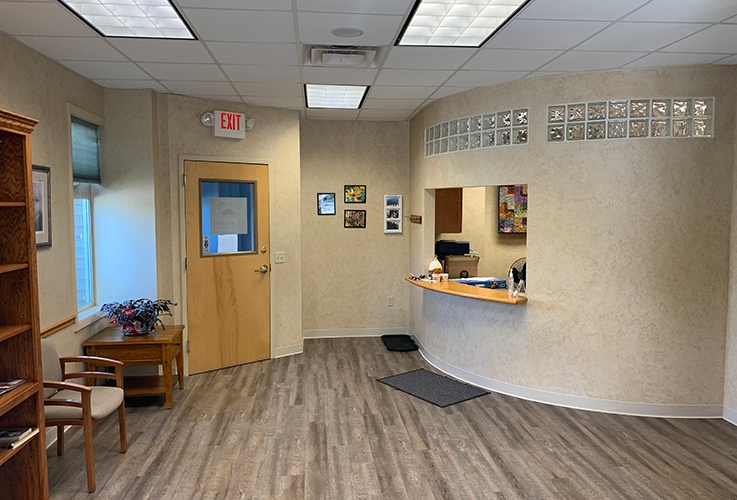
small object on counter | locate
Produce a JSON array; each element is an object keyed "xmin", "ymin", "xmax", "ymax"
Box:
[
  {"xmin": 438, "ymin": 273, "xmax": 449, "ymax": 282},
  {"xmin": 428, "ymin": 255, "xmax": 443, "ymax": 276},
  {"xmin": 507, "ymin": 268, "xmax": 515, "ymax": 297}
]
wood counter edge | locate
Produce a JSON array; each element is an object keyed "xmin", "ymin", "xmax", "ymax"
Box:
[{"xmin": 405, "ymin": 276, "xmax": 527, "ymax": 305}]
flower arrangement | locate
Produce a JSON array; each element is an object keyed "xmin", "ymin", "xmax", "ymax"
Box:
[{"xmin": 101, "ymin": 298, "xmax": 176, "ymax": 336}]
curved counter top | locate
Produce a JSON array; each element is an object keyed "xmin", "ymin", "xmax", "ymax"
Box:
[{"xmin": 405, "ymin": 276, "xmax": 527, "ymax": 305}]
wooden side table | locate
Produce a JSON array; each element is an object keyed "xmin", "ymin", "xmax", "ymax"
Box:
[{"xmin": 83, "ymin": 324, "xmax": 185, "ymax": 409}]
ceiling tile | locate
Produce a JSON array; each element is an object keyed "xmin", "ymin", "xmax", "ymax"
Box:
[
  {"xmin": 93, "ymin": 79, "xmax": 168, "ymax": 92},
  {"xmin": 162, "ymin": 81, "xmax": 237, "ymax": 95},
  {"xmin": 464, "ymin": 49, "xmax": 564, "ymax": 71},
  {"xmin": 361, "ymin": 98, "xmax": 425, "ymax": 110},
  {"xmin": 0, "ymin": 3, "xmax": 92, "ymax": 36},
  {"xmin": 301, "ymin": 67, "xmax": 377, "ymax": 85},
  {"xmin": 223, "ymin": 65, "xmax": 301, "ymax": 83},
  {"xmin": 184, "ymin": 9, "xmax": 296, "ymax": 43},
  {"xmin": 233, "ymin": 82, "xmax": 303, "ymax": 97},
  {"xmin": 243, "ymin": 96, "xmax": 305, "ymax": 109},
  {"xmin": 177, "ymin": 0, "xmax": 292, "ymax": 10},
  {"xmin": 444, "ymin": 70, "xmax": 530, "ymax": 87},
  {"xmin": 60, "ymin": 61, "xmax": 150, "ymax": 80},
  {"xmin": 137, "ymin": 63, "xmax": 226, "ymax": 81},
  {"xmin": 298, "ymin": 12, "xmax": 402, "ymax": 45},
  {"xmin": 576, "ymin": 22, "xmax": 710, "ymax": 52},
  {"xmin": 623, "ymin": 52, "xmax": 728, "ymax": 68},
  {"xmin": 383, "ymin": 47, "xmax": 476, "ymax": 70},
  {"xmin": 712, "ymin": 54, "xmax": 737, "ymax": 65},
  {"xmin": 368, "ymin": 86, "xmax": 438, "ymax": 99},
  {"xmin": 486, "ymin": 20, "xmax": 610, "ymax": 50},
  {"xmin": 538, "ymin": 51, "xmax": 645, "ymax": 72},
  {"xmin": 430, "ymin": 86, "xmax": 476, "ymax": 99},
  {"xmin": 192, "ymin": 95, "xmax": 244, "ymax": 103},
  {"xmin": 305, "ymin": 109, "xmax": 360, "ymax": 120},
  {"xmin": 518, "ymin": 0, "xmax": 646, "ymax": 21},
  {"xmin": 375, "ymin": 69, "xmax": 454, "ymax": 86},
  {"xmin": 206, "ymin": 42, "xmax": 299, "ymax": 65},
  {"xmin": 661, "ymin": 25, "xmax": 737, "ymax": 53},
  {"xmin": 16, "ymin": 36, "xmax": 126, "ymax": 61},
  {"xmin": 623, "ymin": 0, "xmax": 737, "ymax": 22},
  {"xmin": 296, "ymin": 0, "xmax": 412, "ymax": 15},
  {"xmin": 108, "ymin": 39, "xmax": 214, "ymax": 63},
  {"xmin": 358, "ymin": 109, "xmax": 414, "ymax": 121}
]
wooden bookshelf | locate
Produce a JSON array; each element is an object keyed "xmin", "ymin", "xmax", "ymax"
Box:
[{"xmin": 0, "ymin": 108, "xmax": 48, "ymax": 499}]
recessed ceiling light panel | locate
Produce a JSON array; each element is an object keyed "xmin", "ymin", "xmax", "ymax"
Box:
[
  {"xmin": 57, "ymin": 0, "xmax": 195, "ymax": 39},
  {"xmin": 397, "ymin": 0, "xmax": 530, "ymax": 47},
  {"xmin": 305, "ymin": 84, "xmax": 369, "ymax": 109}
]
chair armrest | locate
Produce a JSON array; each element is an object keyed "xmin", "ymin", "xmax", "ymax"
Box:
[
  {"xmin": 43, "ymin": 380, "xmax": 91, "ymax": 394},
  {"xmin": 43, "ymin": 380, "xmax": 91, "ymax": 414},
  {"xmin": 60, "ymin": 355, "xmax": 124, "ymax": 369},
  {"xmin": 60, "ymin": 355, "xmax": 124, "ymax": 388}
]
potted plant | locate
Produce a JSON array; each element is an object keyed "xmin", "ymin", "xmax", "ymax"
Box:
[{"xmin": 101, "ymin": 298, "xmax": 176, "ymax": 336}]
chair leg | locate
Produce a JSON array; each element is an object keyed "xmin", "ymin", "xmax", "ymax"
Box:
[
  {"xmin": 118, "ymin": 403, "xmax": 127, "ymax": 453},
  {"xmin": 83, "ymin": 413, "xmax": 96, "ymax": 493},
  {"xmin": 56, "ymin": 426, "xmax": 64, "ymax": 456}
]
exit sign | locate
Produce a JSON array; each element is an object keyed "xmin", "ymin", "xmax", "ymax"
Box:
[{"xmin": 214, "ymin": 110, "xmax": 246, "ymax": 139}]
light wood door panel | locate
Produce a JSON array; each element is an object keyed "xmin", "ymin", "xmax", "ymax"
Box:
[{"xmin": 184, "ymin": 161, "xmax": 270, "ymax": 374}]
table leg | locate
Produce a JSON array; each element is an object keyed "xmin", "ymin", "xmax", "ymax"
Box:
[
  {"xmin": 162, "ymin": 355, "xmax": 173, "ymax": 409},
  {"xmin": 176, "ymin": 347, "xmax": 184, "ymax": 390}
]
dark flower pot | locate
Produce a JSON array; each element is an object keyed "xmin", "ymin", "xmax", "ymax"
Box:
[{"xmin": 120, "ymin": 321, "xmax": 155, "ymax": 336}]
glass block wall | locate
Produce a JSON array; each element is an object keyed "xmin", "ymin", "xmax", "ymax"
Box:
[
  {"xmin": 547, "ymin": 97, "xmax": 714, "ymax": 142},
  {"xmin": 425, "ymin": 109, "xmax": 529, "ymax": 157}
]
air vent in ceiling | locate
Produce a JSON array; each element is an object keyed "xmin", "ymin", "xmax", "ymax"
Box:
[{"xmin": 305, "ymin": 46, "xmax": 382, "ymax": 68}]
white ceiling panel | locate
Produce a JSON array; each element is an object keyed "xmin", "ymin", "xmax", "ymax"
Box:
[
  {"xmin": 243, "ymin": 96, "xmax": 305, "ymax": 109},
  {"xmin": 517, "ymin": 0, "xmax": 646, "ymax": 21},
  {"xmin": 296, "ymin": 0, "xmax": 412, "ymax": 15},
  {"xmin": 301, "ymin": 67, "xmax": 377, "ymax": 85},
  {"xmin": 297, "ymin": 13, "xmax": 403, "ymax": 45},
  {"xmin": 305, "ymin": 109, "xmax": 360, "ymax": 120},
  {"xmin": 430, "ymin": 86, "xmax": 476, "ymax": 99},
  {"xmin": 624, "ymin": 52, "xmax": 728, "ymax": 68},
  {"xmin": 576, "ymin": 23, "xmax": 710, "ymax": 52},
  {"xmin": 233, "ymin": 82, "xmax": 303, "ymax": 97},
  {"xmin": 662, "ymin": 25, "xmax": 737, "ymax": 54},
  {"xmin": 623, "ymin": 0, "xmax": 737, "ymax": 23},
  {"xmin": 163, "ymin": 81, "xmax": 237, "ymax": 95},
  {"xmin": 464, "ymin": 49, "xmax": 564, "ymax": 71},
  {"xmin": 183, "ymin": 9, "xmax": 296, "ymax": 43},
  {"xmin": 375, "ymin": 69, "xmax": 454, "ymax": 86},
  {"xmin": 193, "ymin": 95, "xmax": 244, "ymax": 103},
  {"xmin": 359, "ymin": 109, "xmax": 415, "ymax": 120},
  {"xmin": 361, "ymin": 98, "xmax": 425, "ymax": 110},
  {"xmin": 109, "ymin": 39, "xmax": 215, "ymax": 63},
  {"xmin": 383, "ymin": 47, "xmax": 476, "ymax": 70},
  {"xmin": 177, "ymin": 0, "xmax": 292, "ymax": 10},
  {"xmin": 16, "ymin": 36, "xmax": 127, "ymax": 61},
  {"xmin": 445, "ymin": 70, "xmax": 529, "ymax": 87},
  {"xmin": 538, "ymin": 51, "xmax": 645, "ymax": 72},
  {"xmin": 206, "ymin": 42, "xmax": 299, "ymax": 66},
  {"xmin": 713, "ymin": 54, "xmax": 737, "ymax": 65},
  {"xmin": 486, "ymin": 20, "xmax": 610, "ymax": 50},
  {"xmin": 61, "ymin": 61, "xmax": 151, "ymax": 80},
  {"xmin": 93, "ymin": 79, "xmax": 168, "ymax": 92},
  {"xmin": 0, "ymin": 3, "xmax": 92, "ymax": 36},
  {"xmin": 137, "ymin": 63, "xmax": 227, "ymax": 81},
  {"xmin": 223, "ymin": 65, "xmax": 301, "ymax": 83},
  {"xmin": 368, "ymin": 86, "xmax": 438, "ymax": 99}
]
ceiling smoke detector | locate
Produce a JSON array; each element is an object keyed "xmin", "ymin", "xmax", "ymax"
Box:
[{"xmin": 307, "ymin": 46, "xmax": 379, "ymax": 68}]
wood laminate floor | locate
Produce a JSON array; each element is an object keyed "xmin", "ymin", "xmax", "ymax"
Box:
[{"xmin": 48, "ymin": 338, "xmax": 737, "ymax": 499}]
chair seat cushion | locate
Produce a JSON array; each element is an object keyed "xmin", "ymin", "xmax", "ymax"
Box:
[{"xmin": 45, "ymin": 386, "xmax": 124, "ymax": 421}]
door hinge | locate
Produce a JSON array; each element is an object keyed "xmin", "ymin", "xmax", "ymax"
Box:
[
  {"xmin": 187, "ymin": 340, "xmax": 190, "ymax": 353},
  {"xmin": 184, "ymin": 257, "xmax": 188, "ymax": 271},
  {"xmin": 183, "ymin": 172, "xmax": 187, "ymax": 186}
]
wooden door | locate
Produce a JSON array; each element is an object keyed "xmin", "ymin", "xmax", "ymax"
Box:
[{"xmin": 184, "ymin": 160, "xmax": 270, "ymax": 374}]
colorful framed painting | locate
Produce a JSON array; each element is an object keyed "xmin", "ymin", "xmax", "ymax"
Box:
[
  {"xmin": 317, "ymin": 192, "xmax": 335, "ymax": 215},
  {"xmin": 498, "ymin": 184, "xmax": 527, "ymax": 234},
  {"xmin": 384, "ymin": 195, "xmax": 402, "ymax": 234},
  {"xmin": 344, "ymin": 185, "xmax": 366, "ymax": 203},
  {"xmin": 32, "ymin": 165, "xmax": 52, "ymax": 247},
  {"xmin": 344, "ymin": 209, "xmax": 366, "ymax": 228}
]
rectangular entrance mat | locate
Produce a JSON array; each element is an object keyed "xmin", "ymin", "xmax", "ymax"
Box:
[{"xmin": 378, "ymin": 368, "xmax": 488, "ymax": 408}]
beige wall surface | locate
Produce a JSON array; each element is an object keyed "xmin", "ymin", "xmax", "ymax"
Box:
[
  {"xmin": 410, "ymin": 65, "xmax": 737, "ymax": 408},
  {"xmin": 726, "ymin": 94, "xmax": 737, "ymax": 417},
  {"xmin": 0, "ymin": 32, "xmax": 103, "ymax": 355},
  {"xmin": 300, "ymin": 120, "xmax": 410, "ymax": 332}
]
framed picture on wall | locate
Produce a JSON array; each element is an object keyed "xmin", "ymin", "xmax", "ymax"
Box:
[
  {"xmin": 384, "ymin": 195, "xmax": 402, "ymax": 234},
  {"xmin": 317, "ymin": 192, "xmax": 335, "ymax": 215},
  {"xmin": 344, "ymin": 185, "xmax": 366, "ymax": 203},
  {"xmin": 32, "ymin": 165, "xmax": 52, "ymax": 248},
  {"xmin": 344, "ymin": 210, "xmax": 366, "ymax": 228},
  {"xmin": 498, "ymin": 184, "xmax": 527, "ymax": 234}
]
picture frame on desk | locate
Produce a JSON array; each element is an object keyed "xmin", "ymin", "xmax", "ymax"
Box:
[{"xmin": 32, "ymin": 165, "xmax": 51, "ymax": 247}]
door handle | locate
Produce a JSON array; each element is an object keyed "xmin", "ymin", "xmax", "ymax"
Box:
[{"xmin": 255, "ymin": 264, "xmax": 269, "ymax": 273}]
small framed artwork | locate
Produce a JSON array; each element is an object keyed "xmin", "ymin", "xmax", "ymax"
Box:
[
  {"xmin": 317, "ymin": 192, "xmax": 336, "ymax": 215},
  {"xmin": 498, "ymin": 184, "xmax": 527, "ymax": 234},
  {"xmin": 384, "ymin": 195, "xmax": 402, "ymax": 234},
  {"xmin": 344, "ymin": 209, "xmax": 366, "ymax": 228},
  {"xmin": 32, "ymin": 165, "xmax": 52, "ymax": 248},
  {"xmin": 344, "ymin": 184, "xmax": 366, "ymax": 203}
]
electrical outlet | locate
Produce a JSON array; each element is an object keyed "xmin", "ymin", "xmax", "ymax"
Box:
[
  {"xmin": 387, "ymin": 295, "xmax": 394, "ymax": 307},
  {"xmin": 274, "ymin": 251, "xmax": 286, "ymax": 264}
]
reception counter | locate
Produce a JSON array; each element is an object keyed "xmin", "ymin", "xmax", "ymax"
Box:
[{"xmin": 405, "ymin": 276, "xmax": 527, "ymax": 305}]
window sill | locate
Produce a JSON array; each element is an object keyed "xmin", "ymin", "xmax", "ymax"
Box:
[{"xmin": 75, "ymin": 307, "xmax": 105, "ymax": 332}]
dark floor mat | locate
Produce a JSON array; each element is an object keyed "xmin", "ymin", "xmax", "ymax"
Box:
[
  {"xmin": 381, "ymin": 334, "xmax": 418, "ymax": 351},
  {"xmin": 378, "ymin": 368, "xmax": 488, "ymax": 408}
]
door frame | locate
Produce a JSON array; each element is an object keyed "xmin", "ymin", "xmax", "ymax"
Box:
[{"xmin": 178, "ymin": 154, "xmax": 275, "ymax": 376}]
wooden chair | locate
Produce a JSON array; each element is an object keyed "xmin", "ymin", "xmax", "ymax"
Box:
[{"xmin": 41, "ymin": 338, "xmax": 127, "ymax": 493}]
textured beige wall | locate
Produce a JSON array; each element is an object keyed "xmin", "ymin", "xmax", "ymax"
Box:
[
  {"xmin": 0, "ymin": 32, "xmax": 103, "ymax": 356},
  {"xmin": 300, "ymin": 120, "xmax": 410, "ymax": 331},
  {"xmin": 410, "ymin": 65, "xmax": 737, "ymax": 406},
  {"xmin": 725, "ymin": 95, "xmax": 737, "ymax": 417},
  {"xmin": 154, "ymin": 94, "xmax": 303, "ymax": 352}
]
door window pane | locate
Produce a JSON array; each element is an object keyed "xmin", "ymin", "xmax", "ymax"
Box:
[{"xmin": 200, "ymin": 181, "xmax": 255, "ymax": 255}]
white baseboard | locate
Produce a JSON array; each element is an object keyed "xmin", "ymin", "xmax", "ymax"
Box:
[
  {"xmin": 410, "ymin": 331, "xmax": 723, "ymax": 419},
  {"xmin": 303, "ymin": 327, "xmax": 410, "ymax": 339},
  {"xmin": 273, "ymin": 342, "xmax": 303, "ymax": 358},
  {"xmin": 724, "ymin": 406, "xmax": 737, "ymax": 426}
]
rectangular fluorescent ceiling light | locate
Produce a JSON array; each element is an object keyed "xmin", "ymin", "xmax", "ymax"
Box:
[
  {"xmin": 305, "ymin": 84, "xmax": 369, "ymax": 109},
  {"xmin": 397, "ymin": 0, "xmax": 529, "ymax": 47},
  {"xmin": 57, "ymin": 0, "xmax": 195, "ymax": 39}
]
